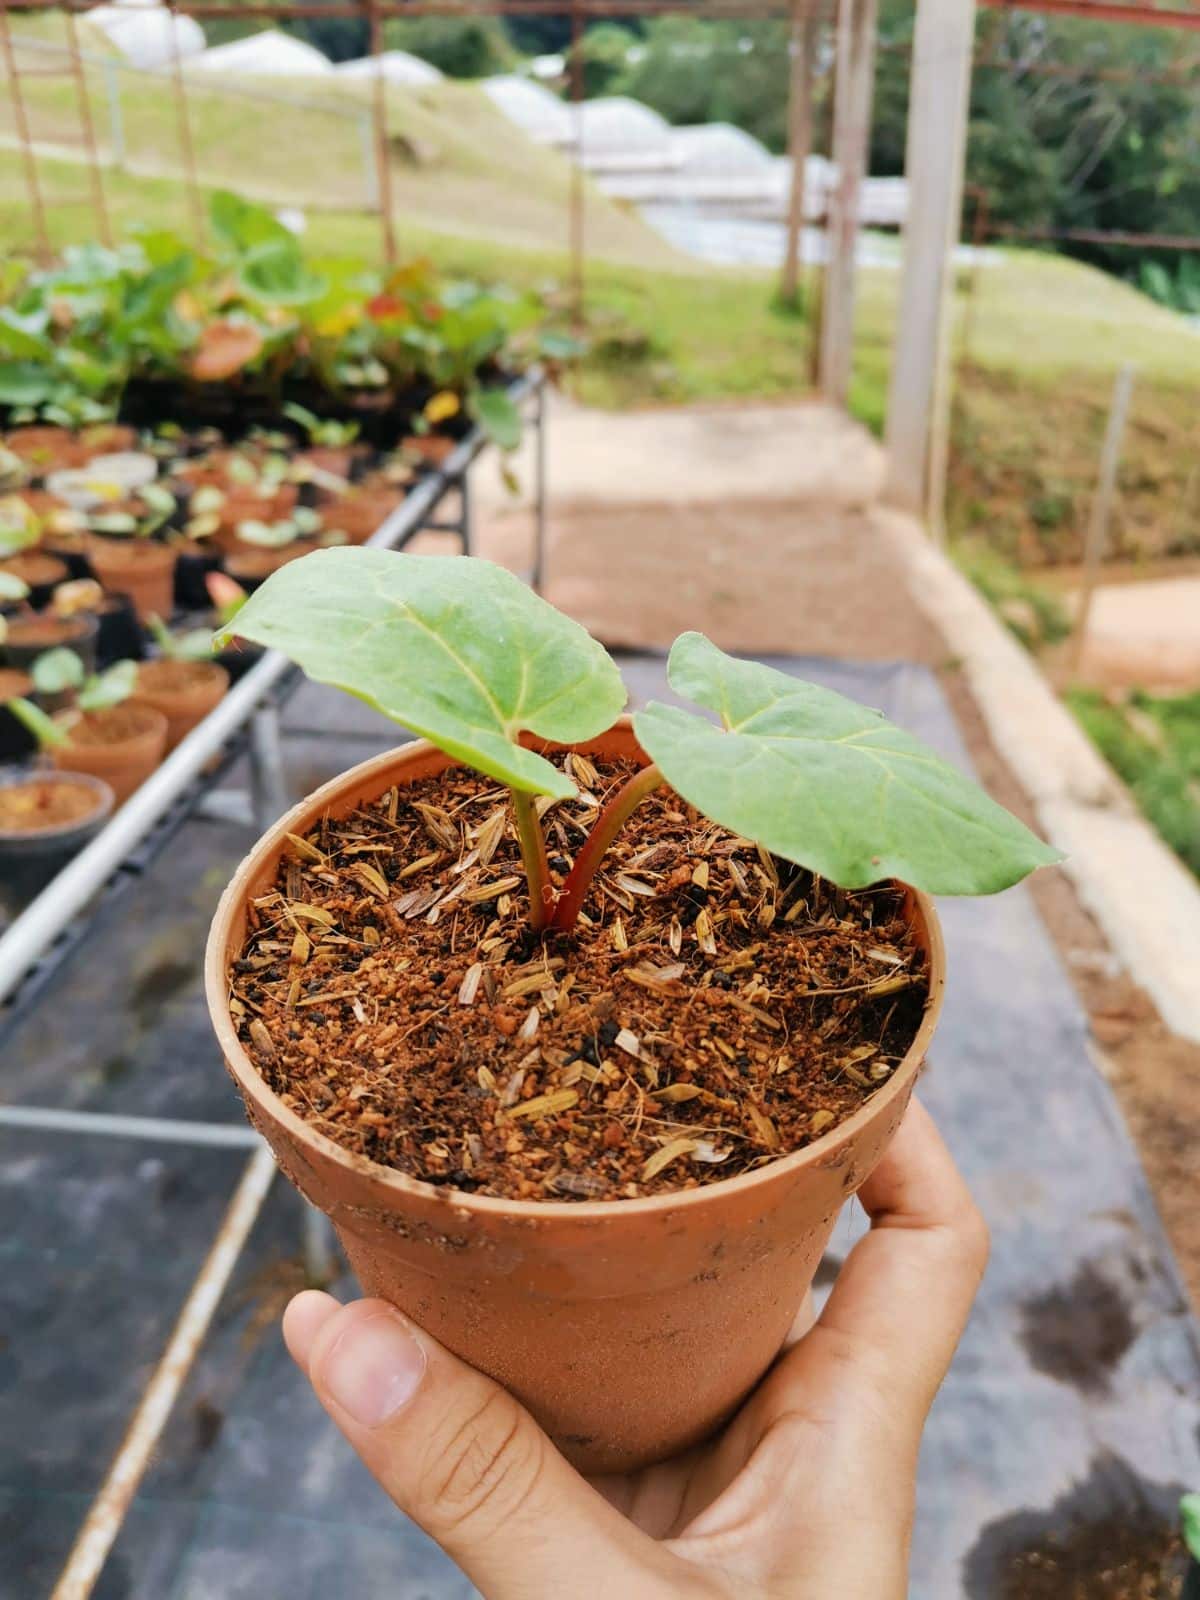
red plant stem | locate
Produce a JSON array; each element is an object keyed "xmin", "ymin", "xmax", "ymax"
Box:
[
  {"xmin": 512, "ymin": 788, "xmax": 554, "ymax": 932},
  {"xmin": 549, "ymin": 762, "xmax": 665, "ymax": 931}
]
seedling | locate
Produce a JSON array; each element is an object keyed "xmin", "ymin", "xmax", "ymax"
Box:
[
  {"xmin": 0, "ymin": 496, "xmax": 39, "ymax": 559},
  {"xmin": 221, "ymin": 551, "xmax": 1060, "ymax": 932},
  {"xmin": 282, "ymin": 402, "xmax": 361, "ymax": 450},
  {"xmin": 0, "ymin": 572, "xmax": 30, "ymax": 605},
  {"xmin": 89, "ymin": 483, "xmax": 177, "ymax": 541},
  {"xmin": 206, "ymin": 571, "xmax": 249, "ymax": 628},
  {"xmin": 1184, "ymin": 1493, "xmax": 1200, "ymax": 1598},
  {"xmin": 147, "ymin": 613, "xmax": 217, "ymax": 664},
  {"xmin": 8, "ymin": 653, "xmax": 136, "ymax": 748}
]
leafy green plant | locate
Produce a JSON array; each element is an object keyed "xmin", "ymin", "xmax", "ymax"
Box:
[
  {"xmin": 1184, "ymin": 1494, "xmax": 1200, "ymax": 1600},
  {"xmin": 147, "ymin": 614, "xmax": 217, "ymax": 663},
  {"xmin": 0, "ymin": 571, "xmax": 30, "ymax": 604},
  {"xmin": 0, "ymin": 496, "xmax": 40, "ymax": 560},
  {"xmin": 282, "ymin": 403, "xmax": 361, "ymax": 449},
  {"xmin": 9, "ymin": 653, "xmax": 136, "ymax": 748},
  {"xmin": 220, "ymin": 550, "xmax": 1061, "ymax": 931}
]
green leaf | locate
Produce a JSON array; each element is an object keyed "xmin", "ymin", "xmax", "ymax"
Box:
[
  {"xmin": 633, "ymin": 633, "xmax": 1062, "ymax": 896},
  {"xmin": 238, "ymin": 241, "xmax": 328, "ymax": 308},
  {"xmin": 0, "ymin": 572, "xmax": 29, "ymax": 602},
  {"xmin": 210, "ymin": 190, "xmax": 294, "ymax": 258},
  {"xmin": 31, "ymin": 648, "xmax": 86, "ymax": 696},
  {"xmin": 78, "ymin": 659, "xmax": 136, "ymax": 713},
  {"xmin": 1183, "ymin": 1494, "xmax": 1200, "ymax": 1563},
  {"xmin": 470, "ymin": 388, "xmax": 523, "ymax": 453},
  {"xmin": 221, "ymin": 549, "xmax": 626, "ymax": 797},
  {"xmin": 7, "ymin": 697, "xmax": 68, "ymax": 750},
  {"xmin": 0, "ymin": 362, "xmax": 55, "ymax": 406}
]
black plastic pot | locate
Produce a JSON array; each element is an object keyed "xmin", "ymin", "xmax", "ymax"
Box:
[
  {"xmin": 173, "ymin": 544, "xmax": 224, "ymax": 612},
  {"xmin": 0, "ymin": 669, "xmax": 36, "ymax": 762},
  {"xmin": 214, "ymin": 639, "xmax": 265, "ymax": 684},
  {"xmin": 41, "ymin": 541, "xmax": 96, "ymax": 582},
  {"xmin": 94, "ymin": 593, "xmax": 145, "ymax": 669},
  {"xmin": 0, "ymin": 769, "xmax": 114, "ymax": 916},
  {"xmin": 3, "ymin": 612, "xmax": 99, "ymax": 675}
]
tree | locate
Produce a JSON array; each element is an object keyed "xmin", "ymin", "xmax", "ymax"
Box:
[{"xmin": 385, "ymin": 17, "xmax": 512, "ymax": 79}]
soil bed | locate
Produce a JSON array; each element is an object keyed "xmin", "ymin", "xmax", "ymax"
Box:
[
  {"xmin": 0, "ymin": 779, "xmax": 103, "ymax": 832},
  {"xmin": 230, "ymin": 754, "xmax": 928, "ymax": 1201},
  {"xmin": 65, "ymin": 704, "xmax": 162, "ymax": 746}
]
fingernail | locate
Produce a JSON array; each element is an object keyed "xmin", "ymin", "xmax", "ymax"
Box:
[{"xmin": 321, "ymin": 1308, "xmax": 426, "ymax": 1427}]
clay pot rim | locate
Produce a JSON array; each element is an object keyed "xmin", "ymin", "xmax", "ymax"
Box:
[
  {"xmin": 6, "ymin": 612, "xmax": 99, "ymax": 644},
  {"xmin": 137, "ymin": 658, "xmax": 229, "ymax": 690},
  {"xmin": 206, "ymin": 720, "xmax": 946, "ymax": 1221},
  {"xmin": 0, "ymin": 768, "xmax": 115, "ymax": 842},
  {"xmin": 63, "ymin": 701, "xmax": 169, "ymax": 745}
]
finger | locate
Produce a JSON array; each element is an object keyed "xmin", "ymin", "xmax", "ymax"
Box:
[
  {"xmin": 289, "ymin": 1296, "xmax": 674, "ymax": 1600},
  {"xmin": 283, "ymin": 1288, "xmax": 340, "ymax": 1366}
]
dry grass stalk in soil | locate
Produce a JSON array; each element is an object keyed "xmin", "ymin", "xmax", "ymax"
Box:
[{"xmin": 230, "ymin": 756, "xmax": 929, "ymax": 1202}]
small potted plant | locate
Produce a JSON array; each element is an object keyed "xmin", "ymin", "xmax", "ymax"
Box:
[
  {"xmin": 220, "ymin": 511, "xmax": 322, "ymax": 590},
  {"xmin": 282, "ymin": 404, "xmax": 368, "ymax": 481},
  {"xmin": 0, "ymin": 496, "xmax": 69, "ymax": 605},
  {"xmin": 0, "ymin": 608, "xmax": 35, "ymax": 761},
  {"xmin": 139, "ymin": 615, "xmax": 230, "ymax": 749},
  {"xmin": 85, "ymin": 486, "xmax": 178, "ymax": 622},
  {"xmin": 204, "ymin": 572, "xmax": 261, "ymax": 684},
  {"xmin": 9, "ymin": 656, "xmax": 168, "ymax": 806},
  {"xmin": 49, "ymin": 577, "xmax": 143, "ymax": 670},
  {"xmin": 0, "ymin": 769, "xmax": 115, "ymax": 916},
  {"xmin": 315, "ymin": 472, "xmax": 404, "ymax": 546},
  {"xmin": 206, "ymin": 550, "xmax": 1058, "ymax": 1474},
  {"xmin": 1184, "ymin": 1494, "xmax": 1200, "ymax": 1600}
]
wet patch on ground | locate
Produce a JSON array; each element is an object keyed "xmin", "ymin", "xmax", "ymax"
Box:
[
  {"xmin": 963, "ymin": 1454, "xmax": 1189, "ymax": 1599},
  {"xmin": 1019, "ymin": 1259, "xmax": 1138, "ymax": 1394}
]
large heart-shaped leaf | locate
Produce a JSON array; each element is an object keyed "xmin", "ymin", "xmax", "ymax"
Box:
[
  {"xmin": 633, "ymin": 633, "xmax": 1061, "ymax": 895},
  {"xmin": 470, "ymin": 388, "xmax": 522, "ymax": 452},
  {"xmin": 219, "ymin": 550, "xmax": 626, "ymax": 797}
]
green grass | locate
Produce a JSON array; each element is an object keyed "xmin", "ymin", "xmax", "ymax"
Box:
[
  {"xmin": 952, "ymin": 539, "xmax": 1072, "ymax": 652},
  {"xmin": 1067, "ymin": 689, "xmax": 1200, "ymax": 881}
]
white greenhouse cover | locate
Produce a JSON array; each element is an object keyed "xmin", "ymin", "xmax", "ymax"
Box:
[
  {"xmin": 186, "ymin": 29, "xmax": 334, "ymax": 77},
  {"xmin": 480, "ymin": 75, "xmax": 574, "ymax": 145},
  {"xmin": 669, "ymin": 123, "xmax": 773, "ymax": 179},
  {"xmin": 576, "ymin": 96, "xmax": 671, "ymax": 158},
  {"xmin": 335, "ymin": 50, "xmax": 443, "ymax": 87},
  {"xmin": 85, "ymin": 1, "xmax": 205, "ymax": 69}
]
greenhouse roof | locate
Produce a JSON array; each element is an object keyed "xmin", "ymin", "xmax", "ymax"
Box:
[
  {"xmin": 669, "ymin": 123, "xmax": 774, "ymax": 178},
  {"xmin": 186, "ymin": 29, "xmax": 334, "ymax": 77},
  {"xmin": 576, "ymin": 96, "xmax": 672, "ymax": 158},
  {"xmin": 335, "ymin": 50, "xmax": 443, "ymax": 87},
  {"xmin": 85, "ymin": 0, "xmax": 205, "ymax": 69},
  {"xmin": 480, "ymin": 75, "xmax": 574, "ymax": 145}
]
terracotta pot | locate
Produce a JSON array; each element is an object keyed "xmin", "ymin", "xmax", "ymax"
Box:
[
  {"xmin": 4, "ymin": 427, "xmax": 85, "ymax": 474},
  {"xmin": 0, "ymin": 769, "xmax": 114, "ymax": 913},
  {"xmin": 52, "ymin": 702, "xmax": 168, "ymax": 806},
  {"xmin": 206, "ymin": 720, "xmax": 946, "ymax": 1475},
  {"xmin": 322, "ymin": 484, "xmax": 403, "ymax": 545},
  {"xmin": 76, "ymin": 423, "xmax": 138, "ymax": 462},
  {"xmin": 134, "ymin": 658, "xmax": 229, "ymax": 750},
  {"xmin": 213, "ymin": 486, "xmax": 299, "ymax": 548},
  {"xmin": 3, "ymin": 612, "xmax": 99, "ymax": 675},
  {"xmin": 222, "ymin": 539, "xmax": 318, "ymax": 591},
  {"xmin": 402, "ymin": 434, "xmax": 457, "ymax": 467},
  {"xmin": 0, "ymin": 551, "xmax": 70, "ymax": 608},
  {"xmin": 86, "ymin": 537, "xmax": 176, "ymax": 623}
]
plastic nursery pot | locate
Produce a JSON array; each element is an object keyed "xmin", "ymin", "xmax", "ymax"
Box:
[
  {"xmin": 92, "ymin": 592, "xmax": 145, "ymax": 669},
  {"xmin": 0, "ymin": 552, "xmax": 70, "ymax": 609},
  {"xmin": 0, "ymin": 669, "xmax": 36, "ymax": 762},
  {"xmin": 134, "ymin": 659, "xmax": 229, "ymax": 751},
  {"xmin": 86, "ymin": 537, "xmax": 176, "ymax": 624},
  {"xmin": 51, "ymin": 702, "xmax": 168, "ymax": 807},
  {"xmin": 3, "ymin": 612, "xmax": 99, "ymax": 675},
  {"xmin": 173, "ymin": 540, "xmax": 224, "ymax": 612},
  {"xmin": 206, "ymin": 719, "xmax": 946, "ymax": 1475},
  {"xmin": 0, "ymin": 769, "xmax": 115, "ymax": 915}
]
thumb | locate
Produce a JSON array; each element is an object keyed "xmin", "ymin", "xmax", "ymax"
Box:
[{"xmin": 284, "ymin": 1292, "xmax": 665, "ymax": 1600}]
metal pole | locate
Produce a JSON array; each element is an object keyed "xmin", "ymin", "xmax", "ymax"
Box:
[
  {"xmin": 0, "ymin": 0, "xmax": 52, "ymax": 262},
  {"xmin": 365, "ymin": 0, "xmax": 397, "ymax": 265},
  {"xmin": 532, "ymin": 377, "xmax": 548, "ymax": 594},
  {"xmin": 819, "ymin": 0, "xmax": 877, "ymax": 403},
  {"xmin": 779, "ymin": 0, "xmax": 815, "ymax": 306},
  {"xmin": 64, "ymin": 0, "xmax": 112, "ymax": 247},
  {"xmin": 568, "ymin": 0, "xmax": 585, "ymax": 337},
  {"xmin": 249, "ymin": 703, "xmax": 290, "ymax": 830},
  {"xmin": 1071, "ymin": 363, "xmax": 1135, "ymax": 673},
  {"xmin": 459, "ymin": 469, "xmax": 473, "ymax": 558},
  {"xmin": 168, "ymin": 0, "xmax": 206, "ymax": 249},
  {"xmin": 103, "ymin": 57, "xmax": 125, "ymax": 168}
]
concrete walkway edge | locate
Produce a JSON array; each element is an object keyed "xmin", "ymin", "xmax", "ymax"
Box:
[{"xmin": 878, "ymin": 507, "xmax": 1200, "ymax": 1046}]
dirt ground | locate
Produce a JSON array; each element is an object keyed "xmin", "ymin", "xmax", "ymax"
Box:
[{"xmin": 474, "ymin": 453, "xmax": 1200, "ymax": 1309}]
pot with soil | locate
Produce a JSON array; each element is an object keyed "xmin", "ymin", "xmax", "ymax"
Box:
[
  {"xmin": 205, "ymin": 551, "xmax": 1060, "ymax": 1473},
  {"xmin": 3, "ymin": 611, "xmax": 99, "ymax": 674},
  {"xmin": 0, "ymin": 551, "xmax": 70, "ymax": 609},
  {"xmin": 0, "ymin": 667, "xmax": 36, "ymax": 761},
  {"xmin": 50, "ymin": 701, "xmax": 168, "ymax": 806},
  {"xmin": 87, "ymin": 536, "xmax": 175, "ymax": 623},
  {"xmin": 320, "ymin": 477, "xmax": 403, "ymax": 545},
  {"xmin": 0, "ymin": 770, "xmax": 115, "ymax": 914},
  {"xmin": 3, "ymin": 426, "xmax": 85, "ymax": 476},
  {"xmin": 134, "ymin": 657, "xmax": 228, "ymax": 750}
]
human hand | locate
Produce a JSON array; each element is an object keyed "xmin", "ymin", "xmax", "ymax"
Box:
[{"xmin": 283, "ymin": 1099, "xmax": 988, "ymax": 1600}]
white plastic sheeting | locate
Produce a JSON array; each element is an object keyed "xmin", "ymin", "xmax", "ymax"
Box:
[
  {"xmin": 334, "ymin": 50, "xmax": 443, "ymax": 87},
  {"xmin": 85, "ymin": 0, "xmax": 205, "ymax": 69},
  {"xmin": 480, "ymin": 75, "xmax": 574, "ymax": 145},
  {"xmin": 669, "ymin": 123, "xmax": 773, "ymax": 179},
  {"xmin": 576, "ymin": 96, "xmax": 676, "ymax": 172},
  {"xmin": 185, "ymin": 29, "xmax": 334, "ymax": 77}
]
